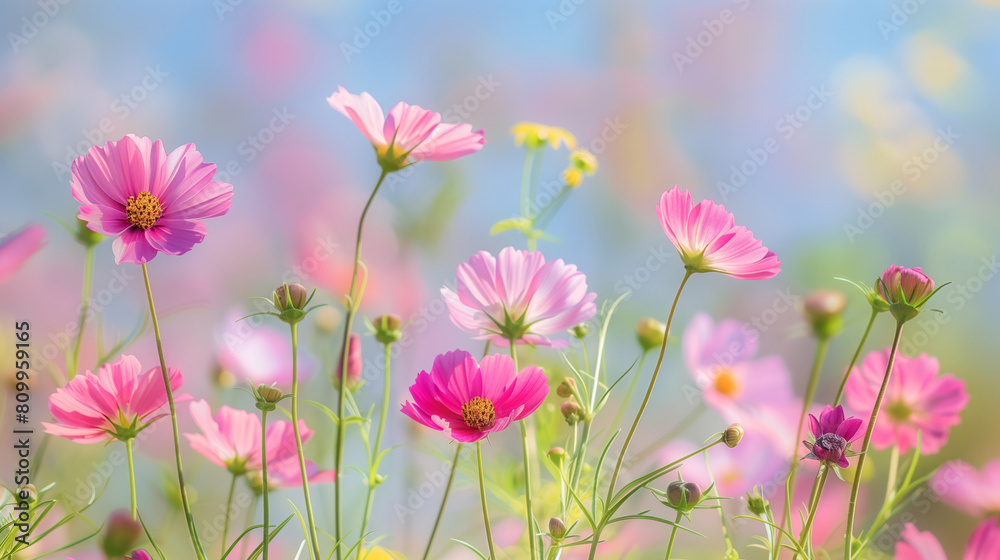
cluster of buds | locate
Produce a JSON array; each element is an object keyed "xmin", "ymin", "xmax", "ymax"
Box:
[{"xmin": 557, "ymin": 376, "xmax": 586, "ymax": 425}]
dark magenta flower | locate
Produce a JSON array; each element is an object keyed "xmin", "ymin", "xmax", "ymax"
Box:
[{"xmin": 802, "ymin": 405, "xmax": 864, "ymax": 468}]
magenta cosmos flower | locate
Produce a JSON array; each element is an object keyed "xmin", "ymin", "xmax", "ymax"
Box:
[
  {"xmin": 932, "ymin": 458, "xmax": 1000, "ymax": 517},
  {"xmin": 656, "ymin": 186, "xmax": 780, "ymax": 279},
  {"xmin": 846, "ymin": 349, "xmax": 968, "ymax": 455},
  {"xmin": 71, "ymin": 134, "xmax": 233, "ymax": 265},
  {"xmin": 683, "ymin": 313, "xmax": 793, "ymax": 412},
  {"xmin": 401, "ymin": 350, "xmax": 548, "ymax": 443},
  {"xmin": 442, "ymin": 247, "xmax": 597, "ymax": 348},
  {"xmin": 0, "ymin": 224, "xmax": 44, "ymax": 284},
  {"xmin": 42, "ymin": 354, "xmax": 183, "ymax": 443},
  {"xmin": 801, "ymin": 405, "xmax": 863, "ymax": 468},
  {"xmin": 327, "ymin": 86, "xmax": 485, "ymax": 171}
]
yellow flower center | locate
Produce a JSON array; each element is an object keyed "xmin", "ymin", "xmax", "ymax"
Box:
[
  {"xmin": 714, "ymin": 368, "xmax": 742, "ymax": 398},
  {"xmin": 125, "ymin": 191, "xmax": 163, "ymax": 230},
  {"xmin": 887, "ymin": 400, "xmax": 912, "ymax": 422},
  {"xmin": 461, "ymin": 397, "xmax": 496, "ymax": 430}
]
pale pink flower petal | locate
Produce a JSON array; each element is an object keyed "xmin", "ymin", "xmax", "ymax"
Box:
[
  {"xmin": 0, "ymin": 224, "xmax": 45, "ymax": 284},
  {"xmin": 894, "ymin": 523, "xmax": 947, "ymax": 560},
  {"xmin": 932, "ymin": 458, "xmax": 1000, "ymax": 517}
]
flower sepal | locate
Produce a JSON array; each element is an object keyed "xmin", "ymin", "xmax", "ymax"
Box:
[
  {"xmin": 875, "ymin": 266, "xmax": 949, "ymax": 324},
  {"xmin": 242, "ymin": 283, "xmax": 324, "ymax": 326},
  {"xmin": 835, "ymin": 276, "xmax": 891, "ymax": 314},
  {"xmin": 652, "ymin": 479, "xmax": 722, "ymax": 516}
]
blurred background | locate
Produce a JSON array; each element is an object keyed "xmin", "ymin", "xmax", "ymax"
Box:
[{"xmin": 1, "ymin": 1, "xmax": 998, "ymax": 558}]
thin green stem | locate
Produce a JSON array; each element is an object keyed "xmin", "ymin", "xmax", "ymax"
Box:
[
  {"xmin": 125, "ymin": 438, "xmax": 137, "ymax": 521},
  {"xmin": 477, "ymin": 441, "xmax": 498, "ymax": 560},
  {"xmin": 290, "ymin": 322, "xmax": 322, "ymax": 560},
  {"xmin": 335, "ymin": 169, "xmax": 389, "ymax": 560},
  {"xmin": 845, "ymin": 320, "xmax": 905, "ymax": 560},
  {"xmin": 795, "ymin": 466, "xmax": 829, "ymax": 559},
  {"xmin": 222, "ymin": 473, "xmax": 237, "ymax": 557},
  {"xmin": 509, "ymin": 340, "xmax": 538, "ymax": 560},
  {"xmin": 68, "ymin": 244, "xmax": 95, "ymax": 380},
  {"xmin": 884, "ymin": 445, "xmax": 900, "ymax": 504},
  {"xmin": 261, "ymin": 409, "xmax": 270, "ymax": 560},
  {"xmin": 357, "ymin": 342, "xmax": 394, "ymax": 560},
  {"xmin": 520, "ymin": 147, "xmax": 536, "ymax": 219},
  {"xmin": 604, "ymin": 270, "xmax": 692, "ymax": 509},
  {"xmin": 569, "ymin": 419, "xmax": 590, "ymax": 502},
  {"xmin": 778, "ymin": 336, "xmax": 830, "ymax": 553},
  {"xmin": 140, "ymin": 263, "xmax": 206, "ymax": 560},
  {"xmin": 833, "ymin": 309, "xmax": 880, "ymax": 406},
  {"xmin": 664, "ymin": 511, "xmax": 683, "ymax": 560},
  {"xmin": 422, "ymin": 444, "xmax": 462, "ymax": 560},
  {"xmin": 241, "ymin": 495, "xmax": 259, "ymax": 560}
]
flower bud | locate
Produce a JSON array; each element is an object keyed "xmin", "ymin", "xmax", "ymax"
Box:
[
  {"xmin": 569, "ymin": 149, "xmax": 598, "ymax": 175},
  {"xmin": 723, "ymin": 423, "xmax": 744, "ymax": 448},
  {"xmin": 334, "ymin": 333, "xmax": 362, "ymax": 392},
  {"xmin": 18, "ymin": 484, "xmax": 37, "ymax": 504},
  {"xmin": 258, "ymin": 384, "xmax": 282, "ymax": 403},
  {"xmin": 746, "ymin": 492, "xmax": 768, "ymax": 516},
  {"xmin": 560, "ymin": 401, "xmax": 584, "ymax": 425},
  {"xmin": 802, "ymin": 289, "xmax": 847, "ymax": 340},
  {"xmin": 102, "ymin": 510, "xmax": 142, "ymax": 558},
  {"xmin": 372, "ymin": 314, "xmax": 403, "ymax": 345},
  {"xmin": 636, "ymin": 317, "xmax": 667, "ymax": 352},
  {"xmin": 76, "ymin": 217, "xmax": 105, "ymax": 247},
  {"xmin": 570, "ymin": 323, "xmax": 590, "ymax": 339},
  {"xmin": 666, "ymin": 481, "xmax": 702, "ymax": 510},
  {"xmin": 877, "ymin": 265, "xmax": 938, "ymax": 323},
  {"xmin": 557, "ymin": 377, "xmax": 577, "ymax": 399},
  {"xmin": 562, "ymin": 167, "xmax": 584, "ymax": 188},
  {"xmin": 548, "ymin": 447, "xmax": 566, "ymax": 468},
  {"xmin": 548, "ymin": 517, "xmax": 568, "ymax": 540},
  {"xmin": 273, "ymin": 283, "xmax": 308, "ymax": 311},
  {"xmin": 314, "ymin": 306, "xmax": 342, "ymax": 333}
]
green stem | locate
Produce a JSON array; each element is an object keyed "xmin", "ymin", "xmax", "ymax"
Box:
[
  {"xmin": 778, "ymin": 336, "xmax": 830, "ymax": 553},
  {"xmin": 357, "ymin": 342, "xmax": 394, "ymax": 560},
  {"xmin": 884, "ymin": 444, "xmax": 900, "ymax": 504},
  {"xmin": 604, "ymin": 270, "xmax": 692, "ymax": 509},
  {"xmin": 795, "ymin": 466, "xmax": 829, "ymax": 559},
  {"xmin": 335, "ymin": 169, "xmax": 389, "ymax": 560},
  {"xmin": 477, "ymin": 441, "xmax": 498, "ymax": 560},
  {"xmin": 520, "ymin": 146, "xmax": 536, "ymax": 219},
  {"xmin": 664, "ymin": 510, "xmax": 683, "ymax": 560},
  {"xmin": 68, "ymin": 244, "xmax": 95, "ymax": 380},
  {"xmin": 241, "ymin": 495, "xmax": 259, "ymax": 560},
  {"xmin": 422, "ymin": 444, "xmax": 462, "ymax": 560},
  {"xmin": 261, "ymin": 409, "xmax": 270, "ymax": 560},
  {"xmin": 833, "ymin": 309, "xmax": 880, "ymax": 406},
  {"xmin": 140, "ymin": 263, "xmax": 207, "ymax": 560},
  {"xmin": 509, "ymin": 341, "xmax": 538, "ymax": 560},
  {"xmin": 569, "ymin": 418, "xmax": 590, "ymax": 505},
  {"xmin": 845, "ymin": 320, "xmax": 905, "ymax": 560},
  {"xmin": 222, "ymin": 473, "xmax": 237, "ymax": 557},
  {"xmin": 290, "ymin": 322, "xmax": 322, "ymax": 560},
  {"xmin": 125, "ymin": 438, "xmax": 137, "ymax": 521}
]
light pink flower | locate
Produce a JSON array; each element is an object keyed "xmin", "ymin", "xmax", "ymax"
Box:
[
  {"xmin": 184, "ymin": 399, "xmax": 313, "ymax": 475},
  {"xmin": 845, "ymin": 349, "xmax": 968, "ymax": 454},
  {"xmin": 42, "ymin": 354, "xmax": 183, "ymax": 444},
  {"xmin": 326, "ymin": 86, "xmax": 485, "ymax": 170},
  {"xmin": 656, "ymin": 186, "xmax": 780, "ymax": 279},
  {"xmin": 216, "ymin": 309, "xmax": 317, "ymax": 386},
  {"xmin": 441, "ymin": 247, "xmax": 597, "ymax": 348},
  {"xmin": 683, "ymin": 313, "xmax": 793, "ymax": 411},
  {"xmin": 965, "ymin": 516, "xmax": 1000, "ymax": 560},
  {"xmin": 932, "ymin": 458, "xmax": 1000, "ymax": 517},
  {"xmin": 894, "ymin": 523, "xmax": 946, "ymax": 560},
  {"xmin": 71, "ymin": 134, "xmax": 233, "ymax": 264},
  {"xmin": 0, "ymin": 224, "xmax": 44, "ymax": 284},
  {"xmin": 253, "ymin": 455, "xmax": 336, "ymax": 491},
  {"xmin": 401, "ymin": 350, "xmax": 548, "ymax": 443}
]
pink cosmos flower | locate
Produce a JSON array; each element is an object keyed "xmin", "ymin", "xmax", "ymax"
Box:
[
  {"xmin": 326, "ymin": 86, "xmax": 485, "ymax": 170},
  {"xmin": 42, "ymin": 354, "xmax": 183, "ymax": 444},
  {"xmin": 879, "ymin": 265, "xmax": 935, "ymax": 305},
  {"xmin": 0, "ymin": 224, "xmax": 44, "ymax": 284},
  {"xmin": 965, "ymin": 516, "xmax": 1000, "ymax": 559},
  {"xmin": 931, "ymin": 458, "xmax": 1000, "ymax": 517},
  {"xmin": 216, "ymin": 309, "xmax": 317, "ymax": 386},
  {"xmin": 656, "ymin": 186, "xmax": 780, "ymax": 279},
  {"xmin": 71, "ymin": 134, "xmax": 233, "ymax": 265},
  {"xmin": 683, "ymin": 313, "xmax": 793, "ymax": 412},
  {"xmin": 845, "ymin": 349, "xmax": 968, "ymax": 455},
  {"xmin": 441, "ymin": 247, "xmax": 597, "ymax": 348},
  {"xmin": 401, "ymin": 350, "xmax": 549, "ymax": 443},
  {"xmin": 184, "ymin": 399, "xmax": 314, "ymax": 475},
  {"xmin": 894, "ymin": 523, "xmax": 946, "ymax": 560},
  {"xmin": 802, "ymin": 405, "xmax": 864, "ymax": 468}
]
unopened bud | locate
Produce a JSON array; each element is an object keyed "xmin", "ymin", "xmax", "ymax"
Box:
[
  {"xmin": 557, "ymin": 377, "xmax": 577, "ymax": 398},
  {"xmin": 570, "ymin": 323, "xmax": 590, "ymax": 339},
  {"xmin": 746, "ymin": 492, "xmax": 768, "ymax": 516},
  {"xmin": 372, "ymin": 314, "xmax": 403, "ymax": 345},
  {"xmin": 548, "ymin": 447, "xmax": 566, "ymax": 468},
  {"xmin": 562, "ymin": 167, "xmax": 584, "ymax": 188},
  {"xmin": 560, "ymin": 401, "xmax": 584, "ymax": 425},
  {"xmin": 803, "ymin": 289, "xmax": 847, "ymax": 339},
  {"xmin": 666, "ymin": 481, "xmax": 702, "ymax": 510},
  {"xmin": 273, "ymin": 283, "xmax": 308, "ymax": 311},
  {"xmin": 257, "ymin": 384, "xmax": 282, "ymax": 403},
  {"xmin": 548, "ymin": 517, "xmax": 568, "ymax": 540},
  {"xmin": 636, "ymin": 317, "xmax": 667, "ymax": 352},
  {"xmin": 723, "ymin": 423, "xmax": 744, "ymax": 448},
  {"xmin": 569, "ymin": 149, "xmax": 598, "ymax": 175},
  {"xmin": 102, "ymin": 510, "xmax": 142, "ymax": 558},
  {"xmin": 18, "ymin": 484, "xmax": 37, "ymax": 504}
]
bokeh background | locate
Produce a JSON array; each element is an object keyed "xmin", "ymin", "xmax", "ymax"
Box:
[{"xmin": 2, "ymin": 1, "xmax": 999, "ymax": 558}]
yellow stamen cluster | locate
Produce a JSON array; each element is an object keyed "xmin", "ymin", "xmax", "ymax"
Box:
[
  {"xmin": 461, "ymin": 396, "xmax": 496, "ymax": 430},
  {"xmin": 125, "ymin": 191, "xmax": 163, "ymax": 230}
]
